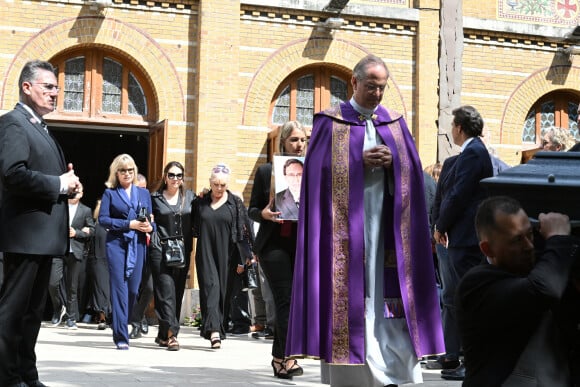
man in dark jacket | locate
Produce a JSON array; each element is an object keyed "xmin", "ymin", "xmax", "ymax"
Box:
[
  {"xmin": 457, "ymin": 196, "xmax": 579, "ymax": 386},
  {"xmin": 0, "ymin": 60, "xmax": 80, "ymax": 387}
]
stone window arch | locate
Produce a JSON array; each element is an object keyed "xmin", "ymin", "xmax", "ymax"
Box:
[
  {"xmin": 522, "ymin": 90, "xmax": 580, "ymax": 145},
  {"xmin": 50, "ymin": 48, "xmax": 155, "ymax": 124},
  {"xmin": 270, "ymin": 65, "xmax": 352, "ymax": 128}
]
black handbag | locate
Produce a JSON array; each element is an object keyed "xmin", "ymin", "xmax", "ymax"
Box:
[
  {"xmin": 242, "ymin": 263, "xmax": 258, "ymax": 291},
  {"xmin": 162, "ymin": 238, "xmax": 186, "ymax": 268}
]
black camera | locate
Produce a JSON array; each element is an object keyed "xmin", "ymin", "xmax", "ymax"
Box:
[{"xmin": 137, "ymin": 207, "xmax": 149, "ymax": 222}]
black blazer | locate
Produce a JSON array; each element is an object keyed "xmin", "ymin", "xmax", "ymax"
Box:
[
  {"xmin": 432, "ymin": 154, "xmax": 459, "ymax": 234},
  {"xmin": 248, "ymin": 163, "xmax": 280, "ymax": 255},
  {"xmin": 69, "ymin": 202, "xmax": 95, "ymax": 260},
  {"xmin": 435, "ymin": 137, "xmax": 493, "ymax": 247},
  {"xmin": 457, "ymin": 235, "xmax": 580, "ymax": 386},
  {"xmin": 0, "ymin": 103, "xmax": 69, "ymax": 255}
]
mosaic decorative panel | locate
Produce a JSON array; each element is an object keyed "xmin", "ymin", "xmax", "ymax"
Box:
[{"xmin": 498, "ymin": 0, "xmax": 580, "ymax": 26}]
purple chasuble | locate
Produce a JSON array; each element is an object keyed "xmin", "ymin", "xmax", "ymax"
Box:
[{"xmin": 286, "ymin": 102, "xmax": 444, "ymax": 364}]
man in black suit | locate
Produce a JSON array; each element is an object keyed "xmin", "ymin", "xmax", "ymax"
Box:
[
  {"xmin": 0, "ymin": 60, "xmax": 80, "ymax": 387},
  {"xmin": 432, "ymin": 105, "xmax": 493, "ymax": 379},
  {"xmin": 62, "ymin": 185, "xmax": 94, "ymax": 329},
  {"xmin": 457, "ymin": 196, "xmax": 579, "ymax": 386},
  {"xmin": 48, "ymin": 185, "xmax": 94, "ymax": 328}
]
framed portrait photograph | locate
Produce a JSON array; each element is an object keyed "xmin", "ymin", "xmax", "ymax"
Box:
[{"xmin": 272, "ymin": 155, "xmax": 305, "ymax": 221}]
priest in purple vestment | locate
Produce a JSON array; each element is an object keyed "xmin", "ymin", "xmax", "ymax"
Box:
[{"xmin": 286, "ymin": 54, "xmax": 444, "ymax": 386}]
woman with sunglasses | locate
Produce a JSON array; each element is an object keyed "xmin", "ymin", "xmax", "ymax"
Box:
[
  {"xmin": 248, "ymin": 120, "xmax": 306, "ymax": 379},
  {"xmin": 99, "ymin": 154, "xmax": 154, "ymax": 350},
  {"xmin": 149, "ymin": 161, "xmax": 195, "ymax": 351},
  {"xmin": 193, "ymin": 163, "xmax": 254, "ymax": 349}
]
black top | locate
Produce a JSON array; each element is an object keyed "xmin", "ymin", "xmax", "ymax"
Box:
[{"xmin": 150, "ymin": 189, "xmax": 195, "ymax": 255}]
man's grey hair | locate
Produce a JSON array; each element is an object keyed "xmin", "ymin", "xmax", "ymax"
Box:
[
  {"xmin": 352, "ymin": 54, "xmax": 388, "ymax": 81},
  {"xmin": 18, "ymin": 60, "xmax": 56, "ymax": 100}
]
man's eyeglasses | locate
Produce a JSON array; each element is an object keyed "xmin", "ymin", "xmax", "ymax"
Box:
[
  {"xmin": 167, "ymin": 172, "xmax": 183, "ymax": 180},
  {"xmin": 118, "ymin": 168, "xmax": 135, "ymax": 174},
  {"xmin": 286, "ymin": 173, "xmax": 303, "ymax": 178},
  {"xmin": 364, "ymin": 83, "xmax": 387, "ymax": 93},
  {"xmin": 33, "ymin": 83, "xmax": 60, "ymax": 93},
  {"xmin": 212, "ymin": 164, "xmax": 230, "ymax": 174}
]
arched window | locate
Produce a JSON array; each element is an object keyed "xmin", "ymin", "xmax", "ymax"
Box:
[
  {"xmin": 271, "ymin": 66, "xmax": 351, "ymax": 128},
  {"xmin": 50, "ymin": 49, "xmax": 154, "ymax": 124},
  {"xmin": 268, "ymin": 65, "xmax": 351, "ymax": 158},
  {"xmin": 522, "ymin": 91, "xmax": 579, "ymax": 145}
]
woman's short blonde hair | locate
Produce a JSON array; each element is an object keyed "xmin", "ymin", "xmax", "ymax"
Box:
[
  {"xmin": 278, "ymin": 120, "xmax": 307, "ymax": 154},
  {"xmin": 105, "ymin": 154, "xmax": 139, "ymax": 188}
]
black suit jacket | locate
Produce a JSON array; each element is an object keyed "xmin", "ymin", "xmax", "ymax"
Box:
[
  {"xmin": 435, "ymin": 137, "xmax": 493, "ymax": 247},
  {"xmin": 69, "ymin": 202, "xmax": 95, "ymax": 260},
  {"xmin": 248, "ymin": 163, "xmax": 280, "ymax": 255},
  {"xmin": 457, "ymin": 236, "xmax": 580, "ymax": 386},
  {"xmin": 0, "ymin": 103, "xmax": 69, "ymax": 255}
]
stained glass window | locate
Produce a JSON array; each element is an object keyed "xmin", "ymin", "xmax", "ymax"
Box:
[
  {"xmin": 296, "ymin": 76, "xmax": 314, "ymax": 127},
  {"xmin": 271, "ymin": 67, "xmax": 351, "ymax": 129},
  {"xmin": 272, "ymin": 86, "xmax": 290, "ymax": 125},
  {"xmin": 522, "ymin": 110, "xmax": 535, "ymax": 143},
  {"xmin": 102, "ymin": 58, "xmax": 122, "ymax": 114},
  {"xmin": 63, "ymin": 57, "xmax": 85, "ymax": 112},
  {"xmin": 568, "ymin": 102, "xmax": 579, "ymax": 141},
  {"xmin": 330, "ymin": 76, "xmax": 347, "ymax": 108},
  {"xmin": 128, "ymin": 72, "xmax": 147, "ymax": 116}
]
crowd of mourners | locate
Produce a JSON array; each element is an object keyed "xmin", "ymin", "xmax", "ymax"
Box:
[{"xmin": 1, "ymin": 57, "xmax": 580, "ymax": 387}]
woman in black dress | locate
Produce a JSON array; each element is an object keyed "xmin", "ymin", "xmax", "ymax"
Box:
[
  {"xmin": 193, "ymin": 164, "xmax": 253, "ymax": 349},
  {"xmin": 248, "ymin": 120, "xmax": 306, "ymax": 378},
  {"xmin": 149, "ymin": 161, "xmax": 195, "ymax": 351}
]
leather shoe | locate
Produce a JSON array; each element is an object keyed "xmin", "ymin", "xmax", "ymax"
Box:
[
  {"xmin": 441, "ymin": 363, "xmax": 465, "ymax": 381},
  {"xmin": 141, "ymin": 320, "xmax": 149, "ymax": 335},
  {"xmin": 50, "ymin": 305, "xmax": 66, "ymax": 326},
  {"xmin": 425, "ymin": 355, "xmax": 460, "ymax": 370},
  {"xmin": 129, "ymin": 326, "xmax": 142, "ymax": 339}
]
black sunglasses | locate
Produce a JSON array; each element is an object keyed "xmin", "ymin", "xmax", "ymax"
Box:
[{"xmin": 167, "ymin": 172, "xmax": 183, "ymax": 180}]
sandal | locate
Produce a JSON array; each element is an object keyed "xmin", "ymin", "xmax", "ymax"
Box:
[
  {"xmin": 210, "ymin": 336, "xmax": 221, "ymax": 349},
  {"xmin": 167, "ymin": 336, "xmax": 180, "ymax": 351},
  {"xmin": 271, "ymin": 359, "xmax": 291, "ymax": 379},
  {"xmin": 285, "ymin": 359, "xmax": 303, "ymax": 377},
  {"xmin": 210, "ymin": 332, "xmax": 221, "ymax": 349}
]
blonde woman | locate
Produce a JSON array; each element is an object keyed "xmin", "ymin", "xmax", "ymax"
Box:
[
  {"xmin": 248, "ymin": 120, "xmax": 307, "ymax": 379},
  {"xmin": 193, "ymin": 164, "xmax": 253, "ymax": 349},
  {"xmin": 98, "ymin": 154, "xmax": 154, "ymax": 350}
]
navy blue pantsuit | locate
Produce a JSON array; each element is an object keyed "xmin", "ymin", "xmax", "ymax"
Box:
[{"xmin": 99, "ymin": 185, "xmax": 152, "ymax": 346}]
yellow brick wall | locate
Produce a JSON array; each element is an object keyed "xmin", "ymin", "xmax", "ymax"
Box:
[
  {"xmin": 2, "ymin": 0, "xmax": 579, "ymax": 197},
  {"xmin": 463, "ymin": 0, "xmax": 497, "ymax": 19},
  {"xmin": 459, "ymin": 31, "xmax": 579, "ymax": 166},
  {"xmin": 237, "ymin": 10, "xmax": 418, "ymax": 199}
]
